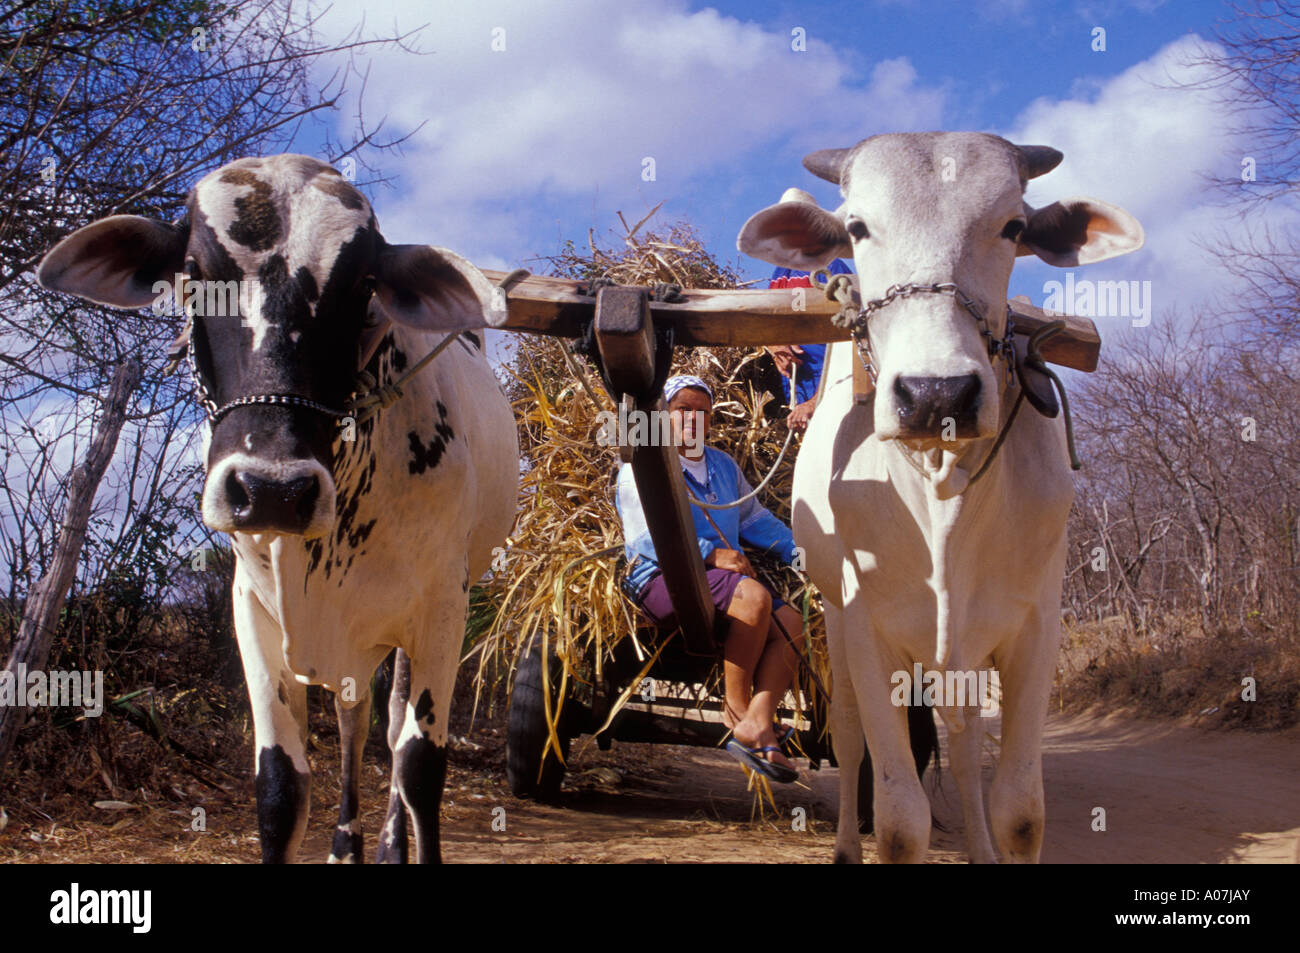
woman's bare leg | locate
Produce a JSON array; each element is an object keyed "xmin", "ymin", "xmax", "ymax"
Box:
[
  {"xmin": 731, "ymin": 603, "xmax": 806, "ymax": 772},
  {"xmin": 719, "ymin": 577, "xmax": 772, "ymax": 730}
]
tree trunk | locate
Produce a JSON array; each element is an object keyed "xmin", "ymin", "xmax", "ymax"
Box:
[{"xmin": 0, "ymin": 359, "xmax": 141, "ymax": 772}]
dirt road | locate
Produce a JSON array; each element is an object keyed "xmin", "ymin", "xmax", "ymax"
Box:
[
  {"xmin": 395, "ymin": 709, "xmax": 1300, "ymax": 863},
  {"xmin": 6, "ymin": 709, "xmax": 1298, "ymax": 863}
]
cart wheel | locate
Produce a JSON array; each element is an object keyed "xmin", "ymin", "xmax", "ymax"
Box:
[
  {"xmin": 856, "ymin": 703, "xmax": 940, "ymax": 834},
  {"xmin": 506, "ymin": 634, "xmax": 573, "ymax": 802}
]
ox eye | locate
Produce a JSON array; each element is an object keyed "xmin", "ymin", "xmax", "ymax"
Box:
[
  {"xmin": 183, "ymin": 258, "xmax": 201, "ymax": 279},
  {"xmin": 360, "ymin": 275, "xmax": 377, "ymax": 294},
  {"xmin": 846, "ymin": 219, "xmax": 869, "ymax": 242},
  {"xmin": 1001, "ymin": 220, "xmax": 1026, "ymax": 242}
]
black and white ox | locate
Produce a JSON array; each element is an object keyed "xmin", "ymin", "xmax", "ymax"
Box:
[
  {"xmin": 38, "ymin": 155, "xmax": 519, "ymax": 863},
  {"xmin": 739, "ymin": 133, "xmax": 1143, "ymax": 862}
]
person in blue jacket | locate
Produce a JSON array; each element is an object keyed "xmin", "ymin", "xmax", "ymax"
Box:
[
  {"xmin": 764, "ymin": 259, "xmax": 853, "ymax": 430},
  {"xmin": 615, "ymin": 375, "xmax": 806, "ymax": 783}
]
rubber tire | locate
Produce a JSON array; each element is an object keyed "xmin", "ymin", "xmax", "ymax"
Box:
[
  {"xmin": 506, "ymin": 635, "xmax": 572, "ymax": 803},
  {"xmin": 856, "ymin": 703, "xmax": 940, "ymax": 834}
]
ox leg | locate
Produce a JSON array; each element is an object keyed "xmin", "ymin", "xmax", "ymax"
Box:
[
  {"xmin": 827, "ymin": 602, "xmax": 864, "ymax": 864},
  {"xmin": 234, "ymin": 587, "xmax": 312, "ymax": 864},
  {"xmin": 329, "ymin": 690, "xmax": 372, "ymax": 864},
  {"xmin": 846, "ymin": 612, "xmax": 930, "ymax": 862},
  {"xmin": 946, "ymin": 707, "xmax": 997, "ymax": 863},
  {"xmin": 376, "ymin": 650, "xmax": 410, "ymax": 864},
  {"xmin": 988, "ymin": 616, "xmax": 1060, "ymax": 863},
  {"xmin": 392, "ymin": 646, "xmax": 455, "ymax": 864}
]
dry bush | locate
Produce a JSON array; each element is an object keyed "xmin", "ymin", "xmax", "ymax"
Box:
[
  {"xmin": 1, "ymin": 588, "xmax": 253, "ymax": 826},
  {"xmin": 1057, "ymin": 611, "xmax": 1300, "ymax": 729},
  {"xmin": 1056, "ymin": 316, "xmax": 1300, "ymax": 727}
]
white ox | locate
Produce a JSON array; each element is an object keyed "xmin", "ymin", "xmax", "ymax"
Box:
[
  {"xmin": 38, "ymin": 155, "xmax": 518, "ymax": 863},
  {"xmin": 739, "ymin": 133, "xmax": 1143, "ymax": 862}
]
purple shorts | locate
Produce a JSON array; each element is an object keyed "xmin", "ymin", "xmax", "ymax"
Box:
[{"xmin": 635, "ymin": 568, "xmax": 786, "ymax": 634}]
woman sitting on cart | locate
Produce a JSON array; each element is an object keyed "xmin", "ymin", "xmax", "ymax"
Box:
[{"xmin": 615, "ymin": 375, "xmax": 807, "ymax": 784}]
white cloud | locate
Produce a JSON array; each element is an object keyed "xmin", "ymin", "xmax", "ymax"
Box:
[
  {"xmin": 317, "ymin": 0, "xmax": 946, "ymax": 262},
  {"xmin": 303, "ymin": 7, "xmax": 1296, "ymax": 355},
  {"xmin": 1003, "ymin": 34, "xmax": 1297, "ymax": 334}
]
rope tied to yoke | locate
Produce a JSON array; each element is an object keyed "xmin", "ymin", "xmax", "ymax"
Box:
[
  {"xmin": 346, "ymin": 334, "xmax": 456, "ymax": 424},
  {"xmin": 346, "ymin": 268, "xmax": 535, "ymax": 423},
  {"xmin": 1020, "ymin": 321, "xmax": 1082, "ymax": 471}
]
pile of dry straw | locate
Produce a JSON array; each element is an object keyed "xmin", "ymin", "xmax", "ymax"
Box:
[{"xmin": 471, "ymin": 209, "xmax": 832, "ymax": 746}]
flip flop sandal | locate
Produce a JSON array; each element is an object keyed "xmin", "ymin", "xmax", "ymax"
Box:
[{"xmin": 725, "ymin": 739, "xmax": 799, "ymax": 784}]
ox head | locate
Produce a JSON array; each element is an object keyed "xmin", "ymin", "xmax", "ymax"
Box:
[
  {"xmin": 38, "ymin": 154, "xmax": 500, "ymax": 539},
  {"xmin": 739, "ymin": 132, "xmax": 1143, "ymax": 445}
]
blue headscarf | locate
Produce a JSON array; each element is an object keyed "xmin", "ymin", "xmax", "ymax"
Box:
[{"xmin": 663, "ymin": 374, "xmax": 713, "ymax": 404}]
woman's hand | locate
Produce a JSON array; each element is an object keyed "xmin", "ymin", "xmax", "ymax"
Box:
[
  {"xmin": 787, "ymin": 398, "xmax": 816, "ymax": 432},
  {"xmin": 766, "ymin": 344, "xmax": 805, "ymax": 377},
  {"xmin": 706, "ymin": 547, "xmax": 755, "ymax": 577}
]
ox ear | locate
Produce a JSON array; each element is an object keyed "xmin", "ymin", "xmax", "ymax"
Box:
[
  {"xmin": 37, "ymin": 215, "xmax": 186, "ymax": 309},
  {"xmin": 371, "ymin": 244, "xmax": 506, "ymax": 332},
  {"xmin": 1019, "ymin": 197, "xmax": 1144, "ymax": 266},
  {"xmin": 737, "ymin": 199, "xmax": 852, "ymax": 270}
]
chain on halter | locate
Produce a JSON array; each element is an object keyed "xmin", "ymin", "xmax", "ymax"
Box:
[{"xmin": 811, "ymin": 271, "xmax": 1017, "ymax": 389}]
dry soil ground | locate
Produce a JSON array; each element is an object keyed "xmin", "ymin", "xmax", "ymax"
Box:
[{"xmin": 3, "ymin": 709, "xmax": 1298, "ymax": 863}]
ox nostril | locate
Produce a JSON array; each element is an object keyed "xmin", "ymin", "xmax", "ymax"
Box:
[
  {"xmin": 227, "ymin": 470, "xmax": 252, "ymax": 515},
  {"xmin": 939, "ymin": 374, "xmax": 981, "ymax": 418},
  {"xmin": 893, "ymin": 377, "xmax": 919, "ymax": 420}
]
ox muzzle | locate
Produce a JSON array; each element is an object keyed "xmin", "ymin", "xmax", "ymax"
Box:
[
  {"xmin": 202, "ymin": 450, "xmax": 335, "ymax": 538},
  {"xmin": 892, "ymin": 373, "xmax": 983, "ymax": 439}
]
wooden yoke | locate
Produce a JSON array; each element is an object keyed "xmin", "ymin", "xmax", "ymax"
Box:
[
  {"xmin": 593, "ymin": 287, "xmax": 717, "ymax": 656},
  {"xmin": 481, "ymin": 271, "xmax": 1102, "ymax": 372}
]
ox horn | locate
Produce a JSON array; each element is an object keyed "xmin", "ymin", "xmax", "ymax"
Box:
[
  {"xmin": 802, "ymin": 147, "xmax": 852, "ymax": 184},
  {"xmin": 1016, "ymin": 144, "xmax": 1064, "ymax": 179},
  {"xmin": 778, "ymin": 187, "xmax": 819, "ymax": 206}
]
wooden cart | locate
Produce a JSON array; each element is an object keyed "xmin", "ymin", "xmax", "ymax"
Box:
[{"xmin": 487, "ymin": 271, "xmax": 1099, "ymax": 818}]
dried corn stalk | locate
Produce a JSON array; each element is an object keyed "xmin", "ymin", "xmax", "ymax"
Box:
[{"xmin": 474, "ymin": 213, "xmax": 831, "ymax": 749}]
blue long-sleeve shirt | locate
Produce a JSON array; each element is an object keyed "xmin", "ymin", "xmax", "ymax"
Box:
[
  {"xmin": 616, "ymin": 445, "xmax": 798, "ymax": 596},
  {"xmin": 768, "ymin": 259, "xmax": 853, "ymax": 404}
]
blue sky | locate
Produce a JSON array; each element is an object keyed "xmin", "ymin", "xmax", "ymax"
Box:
[{"xmin": 302, "ymin": 0, "xmax": 1269, "ymax": 337}]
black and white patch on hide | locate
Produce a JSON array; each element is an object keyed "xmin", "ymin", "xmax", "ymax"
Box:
[{"xmin": 407, "ymin": 401, "xmax": 455, "ymax": 475}]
